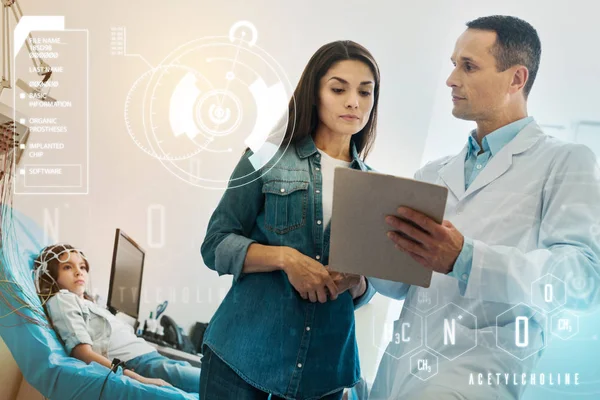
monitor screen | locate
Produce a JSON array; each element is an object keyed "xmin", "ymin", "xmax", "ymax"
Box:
[{"xmin": 107, "ymin": 229, "xmax": 145, "ymax": 319}]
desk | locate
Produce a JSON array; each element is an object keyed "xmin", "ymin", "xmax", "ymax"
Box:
[{"xmin": 146, "ymin": 342, "xmax": 202, "ymax": 368}]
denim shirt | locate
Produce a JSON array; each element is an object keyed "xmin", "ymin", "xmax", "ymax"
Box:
[{"xmin": 201, "ymin": 135, "xmax": 376, "ymax": 399}]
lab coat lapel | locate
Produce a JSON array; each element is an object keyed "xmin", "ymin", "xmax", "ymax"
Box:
[
  {"xmin": 438, "ymin": 144, "xmax": 468, "ymax": 200},
  {"xmin": 463, "ymin": 121, "xmax": 544, "ymax": 199}
]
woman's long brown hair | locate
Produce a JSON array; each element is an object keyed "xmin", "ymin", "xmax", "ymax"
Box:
[
  {"xmin": 247, "ymin": 40, "xmax": 381, "ymax": 160},
  {"xmin": 281, "ymin": 40, "xmax": 381, "ymax": 159}
]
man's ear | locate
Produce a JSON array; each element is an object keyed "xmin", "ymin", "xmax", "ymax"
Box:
[{"xmin": 510, "ymin": 65, "xmax": 529, "ymax": 94}]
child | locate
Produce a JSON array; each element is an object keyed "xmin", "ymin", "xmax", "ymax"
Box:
[{"xmin": 34, "ymin": 243, "xmax": 200, "ymax": 394}]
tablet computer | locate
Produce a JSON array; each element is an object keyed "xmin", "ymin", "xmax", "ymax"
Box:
[{"xmin": 328, "ymin": 168, "xmax": 448, "ymax": 287}]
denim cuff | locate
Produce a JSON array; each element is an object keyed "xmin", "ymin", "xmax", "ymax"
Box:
[{"xmin": 214, "ymin": 233, "xmax": 257, "ymax": 282}]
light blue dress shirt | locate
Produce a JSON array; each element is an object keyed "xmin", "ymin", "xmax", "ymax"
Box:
[{"xmin": 448, "ymin": 116, "xmax": 534, "ymax": 283}]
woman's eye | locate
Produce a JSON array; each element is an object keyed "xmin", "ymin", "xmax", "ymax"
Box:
[
  {"xmin": 360, "ymin": 91, "xmax": 372, "ymax": 96},
  {"xmin": 331, "ymin": 88, "xmax": 344, "ymax": 93},
  {"xmin": 465, "ymin": 63, "xmax": 474, "ymax": 71}
]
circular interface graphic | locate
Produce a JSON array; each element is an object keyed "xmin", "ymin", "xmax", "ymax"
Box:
[{"xmin": 125, "ymin": 22, "xmax": 294, "ymax": 189}]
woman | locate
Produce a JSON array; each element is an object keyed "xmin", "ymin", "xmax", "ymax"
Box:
[
  {"xmin": 200, "ymin": 40, "xmax": 381, "ymax": 399},
  {"xmin": 35, "ymin": 243, "xmax": 200, "ymax": 395}
]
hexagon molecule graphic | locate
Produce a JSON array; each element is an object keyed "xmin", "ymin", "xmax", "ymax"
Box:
[
  {"xmin": 372, "ymin": 308, "xmax": 423, "ymax": 360},
  {"xmin": 405, "ymin": 287, "xmax": 438, "ymax": 314},
  {"xmin": 496, "ymin": 302, "xmax": 548, "ymax": 361},
  {"xmin": 410, "ymin": 349, "xmax": 439, "ymax": 382},
  {"xmin": 425, "ymin": 303, "xmax": 477, "ymax": 361},
  {"xmin": 550, "ymin": 309, "xmax": 579, "ymax": 340},
  {"xmin": 531, "ymin": 273, "xmax": 566, "ymax": 313}
]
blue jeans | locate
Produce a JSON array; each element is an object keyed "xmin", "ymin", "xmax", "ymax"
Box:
[
  {"xmin": 127, "ymin": 351, "xmax": 200, "ymax": 394},
  {"xmin": 199, "ymin": 347, "xmax": 343, "ymax": 400}
]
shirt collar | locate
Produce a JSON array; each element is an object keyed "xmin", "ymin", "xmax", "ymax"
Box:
[
  {"xmin": 467, "ymin": 116, "xmax": 534, "ymax": 157},
  {"xmin": 296, "ymin": 135, "xmax": 367, "ymax": 170},
  {"xmin": 295, "ymin": 135, "xmax": 318, "ymax": 158}
]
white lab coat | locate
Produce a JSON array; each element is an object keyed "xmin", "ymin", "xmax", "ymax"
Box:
[{"xmin": 369, "ymin": 121, "xmax": 600, "ymax": 399}]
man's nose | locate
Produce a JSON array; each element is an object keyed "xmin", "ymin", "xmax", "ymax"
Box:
[{"xmin": 446, "ymin": 68, "xmax": 460, "ymax": 88}]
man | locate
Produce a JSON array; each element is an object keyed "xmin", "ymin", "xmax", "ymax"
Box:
[{"xmin": 369, "ymin": 15, "xmax": 600, "ymax": 399}]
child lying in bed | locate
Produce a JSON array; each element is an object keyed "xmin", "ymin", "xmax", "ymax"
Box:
[{"xmin": 34, "ymin": 243, "xmax": 200, "ymax": 394}]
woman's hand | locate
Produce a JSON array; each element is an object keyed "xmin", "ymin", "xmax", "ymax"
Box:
[
  {"xmin": 327, "ymin": 269, "xmax": 366, "ymax": 299},
  {"xmin": 281, "ymin": 248, "xmax": 339, "ymax": 303}
]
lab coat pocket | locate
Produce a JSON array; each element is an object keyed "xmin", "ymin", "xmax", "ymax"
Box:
[{"xmin": 465, "ymin": 189, "xmax": 540, "ymax": 246}]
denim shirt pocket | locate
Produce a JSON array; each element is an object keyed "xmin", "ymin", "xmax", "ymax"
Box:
[{"xmin": 262, "ymin": 179, "xmax": 309, "ymax": 234}]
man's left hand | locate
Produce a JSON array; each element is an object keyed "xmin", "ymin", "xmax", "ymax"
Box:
[
  {"xmin": 385, "ymin": 207, "xmax": 464, "ymax": 274},
  {"xmin": 326, "ymin": 268, "xmax": 366, "ymax": 299}
]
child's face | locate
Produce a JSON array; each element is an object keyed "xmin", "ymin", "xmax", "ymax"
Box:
[{"xmin": 55, "ymin": 251, "xmax": 89, "ymax": 298}]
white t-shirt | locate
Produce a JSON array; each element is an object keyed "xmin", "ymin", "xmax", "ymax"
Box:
[
  {"xmin": 85, "ymin": 300, "xmax": 155, "ymax": 361},
  {"xmin": 317, "ymin": 149, "xmax": 352, "ymax": 228}
]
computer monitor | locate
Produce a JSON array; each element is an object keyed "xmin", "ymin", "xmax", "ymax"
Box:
[{"xmin": 107, "ymin": 229, "xmax": 145, "ymax": 320}]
